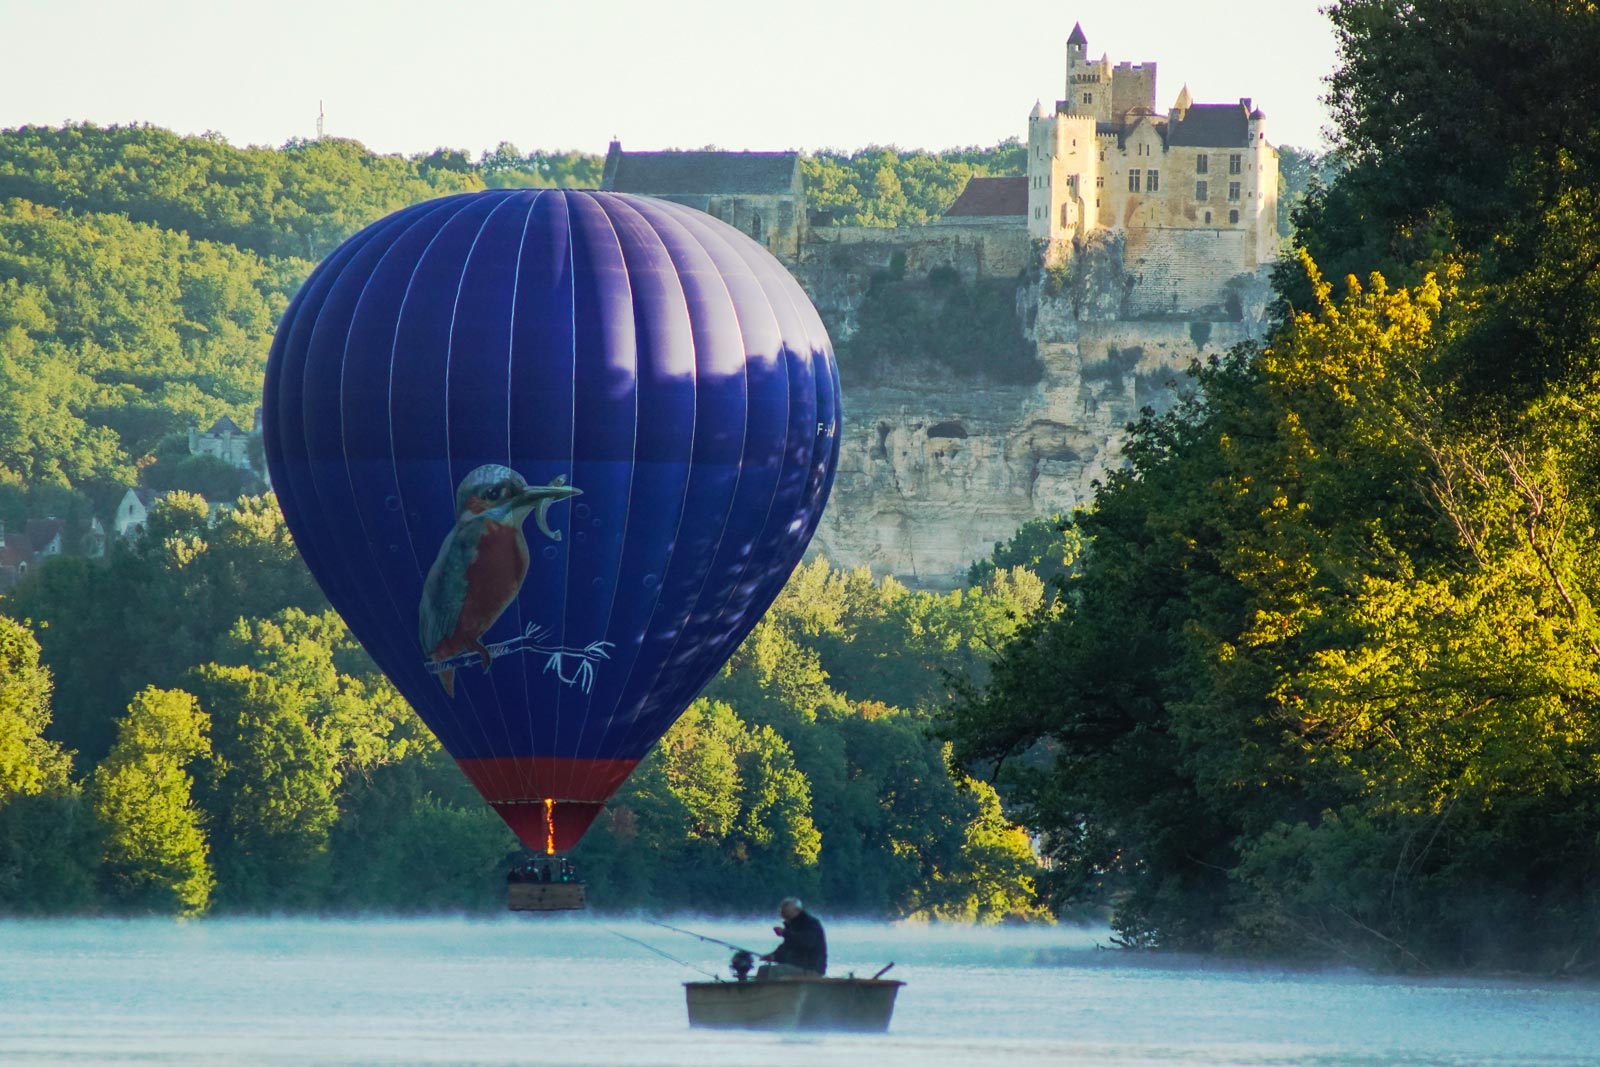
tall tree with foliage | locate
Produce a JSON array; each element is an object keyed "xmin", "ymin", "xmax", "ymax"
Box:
[
  {"xmin": 0, "ymin": 615, "xmax": 70, "ymax": 799},
  {"xmin": 91, "ymin": 687, "xmax": 213, "ymax": 915},
  {"xmin": 0, "ymin": 616, "xmax": 95, "ymax": 912}
]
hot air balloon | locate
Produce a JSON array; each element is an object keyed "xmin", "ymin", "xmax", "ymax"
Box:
[{"xmin": 263, "ymin": 190, "xmax": 840, "ymax": 902}]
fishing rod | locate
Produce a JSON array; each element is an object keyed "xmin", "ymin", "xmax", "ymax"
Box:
[
  {"xmin": 642, "ymin": 918, "xmax": 760, "ymax": 957},
  {"xmin": 606, "ymin": 928, "xmax": 722, "ymax": 981}
]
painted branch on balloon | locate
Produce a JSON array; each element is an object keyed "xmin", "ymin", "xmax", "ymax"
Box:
[{"xmin": 423, "ymin": 623, "xmax": 614, "ymax": 693}]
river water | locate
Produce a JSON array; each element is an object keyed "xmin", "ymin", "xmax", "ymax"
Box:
[{"xmin": 1, "ymin": 917, "xmax": 1595, "ymax": 1066}]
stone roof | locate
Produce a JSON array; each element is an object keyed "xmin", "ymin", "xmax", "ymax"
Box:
[
  {"xmin": 601, "ymin": 143, "xmax": 800, "ymax": 196},
  {"xmin": 1068, "ymin": 22, "xmax": 1087, "ymax": 45},
  {"xmin": 207, "ymin": 415, "xmax": 246, "ymax": 436},
  {"xmin": 128, "ymin": 487, "xmax": 162, "ymax": 508},
  {"xmin": 943, "ymin": 177, "xmax": 1027, "ymax": 218},
  {"xmin": 1167, "ymin": 103, "xmax": 1250, "ymax": 147}
]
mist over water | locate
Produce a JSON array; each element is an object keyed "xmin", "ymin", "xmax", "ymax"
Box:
[{"xmin": 2, "ymin": 917, "xmax": 1596, "ymax": 1067}]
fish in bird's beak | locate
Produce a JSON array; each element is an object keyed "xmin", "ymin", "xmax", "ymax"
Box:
[{"xmin": 510, "ymin": 476, "xmax": 582, "ymax": 541}]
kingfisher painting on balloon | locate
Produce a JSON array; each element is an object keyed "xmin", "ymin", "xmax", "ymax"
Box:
[
  {"xmin": 263, "ymin": 189, "xmax": 840, "ymax": 870},
  {"xmin": 419, "ymin": 465, "xmax": 608, "ymax": 698}
]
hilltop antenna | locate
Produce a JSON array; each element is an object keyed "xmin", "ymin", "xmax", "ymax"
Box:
[{"xmin": 317, "ymin": 100, "xmax": 325, "ymax": 139}]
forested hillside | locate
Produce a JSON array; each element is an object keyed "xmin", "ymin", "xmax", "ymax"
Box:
[
  {"xmin": 948, "ymin": 0, "xmax": 1600, "ymax": 973},
  {"xmin": 0, "ymin": 122, "xmax": 1077, "ymax": 918}
]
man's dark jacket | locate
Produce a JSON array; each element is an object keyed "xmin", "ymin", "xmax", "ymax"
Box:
[{"xmin": 772, "ymin": 911, "xmax": 827, "ymax": 975}]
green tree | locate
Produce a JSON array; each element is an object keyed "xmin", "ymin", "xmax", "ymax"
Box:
[
  {"xmin": 0, "ymin": 616, "xmax": 94, "ymax": 914},
  {"xmin": 0, "ymin": 616, "xmax": 70, "ymax": 799},
  {"xmin": 91, "ymin": 687, "xmax": 213, "ymax": 915},
  {"xmin": 190, "ymin": 664, "xmax": 340, "ymax": 909}
]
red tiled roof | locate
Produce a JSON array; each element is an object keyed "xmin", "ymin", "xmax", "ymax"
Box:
[{"xmin": 943, "ymin": 176, "xmax": 1028, "ymax": 218}]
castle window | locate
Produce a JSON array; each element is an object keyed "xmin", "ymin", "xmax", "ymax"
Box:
[
  {"xmin": 1195, "ymin": 180, "xmax": 1208, "ymax": 201},
  {"xmin": 1146, "ymin": 169, "xmax": 1159, "ymax": 192},
  {"xmin": 1228, "ymin": 181, "xmax": 1241, "ymax": 202},
  {"xmin": 751, "ymin": 212, "xmax": 764, "ymax": 243},
  {"xmin": 1128, "ymin": 171, "xmax": 1141, "ymax": 193},
  {"xmin": 1205, "ymin": 210, "xmax": 1213, "ymax": 224},
  {"xmin": 1229, "ymin": 153, "xmax": 1242, "ymax": 174},
  {"xmin": 1196, "ymin": 155, "xmax": 1209, "ymax": 174},
  {"xmin": 1061, "ymin": 204, "xmax": 1071, "ymax": 226},
  {"xmin": 1096, "ymin": 176, "xmax": 1104, "ymax": 188},
  {"xmin": 1084, "ymin": 92, "xmax": 1093, "ymax": 104},
  {"xmin": 1229, "ymin": 209, "xmax": 1240, "ymax": 224}
]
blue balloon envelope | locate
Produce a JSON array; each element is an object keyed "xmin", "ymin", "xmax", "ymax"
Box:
[{"xmin": 263, "ymin": 190, "xmax": 840, "ymax": 851}]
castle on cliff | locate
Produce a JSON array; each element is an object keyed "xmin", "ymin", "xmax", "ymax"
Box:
[
  {"xmin": 605, "ymin": 24, "xmax": 1285, "ymax": 587},
  {"xmin": 1028, "ymin": 23, "xmax": 1277, "ymax": 259}
]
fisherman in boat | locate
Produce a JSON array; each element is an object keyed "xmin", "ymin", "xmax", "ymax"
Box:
[{"xmin": 759, "ymin": 897, "xmax": 827, "ymax": 977}]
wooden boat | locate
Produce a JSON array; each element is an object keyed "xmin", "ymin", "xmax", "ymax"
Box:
[{"xmin": 684, "ymin": 975, "xmax": 904, "ymax": 1032}]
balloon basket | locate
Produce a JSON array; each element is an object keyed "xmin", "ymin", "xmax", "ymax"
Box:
[{"xmin": 508, "ymin": 882, "xmax": 587, "ymax": 912}]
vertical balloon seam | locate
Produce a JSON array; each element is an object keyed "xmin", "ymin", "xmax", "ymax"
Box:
[
  {"xmin": 652, "ymin": 204, "xmax": 823, "ymax": 720},
  {"xmin": 667, "ymin": 204, "xmax": 813, "ymax": 604},
  {"xmin": 568, "ymin": 192, "xmax": 668, "ymax": 800},
  {"xmin": 768, "ymin": 255, "xmax": 840, "ymax": 564},
  {"xmin": 600, "ymin": 201, "xmax": 767, "ymax": 765},
  {"xmin": 747, "ymin": 231, "xmax": 830, "ymax": 580},
  {"xmin": 381, "ymin": 195, "xmax": 514, "ymax": 802},
  {"xmin": 581, "ymin": 193, "xmax": 703, "ymax": 792},
  {"xmin": 544, "ymin": 190, "xmax": 579, "ymax": 804},
  {"xmin": 613, "ymin": 201, "xmax": 803, "ymax": 760},
  {"xmin": 551, "ymin": 190, "xmax": 607, "ymax": 808},
  {"xmin": 325, "ymin": 199, "xmax": 472, "ymax": 758},
  {"xmin": 441, "ymin": 192, "xmax": 530, "ymax": 794},
  {"xmin": 505, "ymin": 189, "xmax": 545, "ymax": 805},
  {"xmin": 585, "ymin": 194, "xmax": 724, "ymax": 764},
  {"xmin": 268, "ymin": 212, "xmax": 408, "ymax": 617},
  {"xmin": 301, "ymin": 203, "xmax": 477, "ymax": 755},
  {"xmin": 323, "ymin": 197, "xmax": 484, "ymax": 758},
  {"xmin": 419, "ymin": 193, "xmax": 521, "ymax": 798},
  {"xmin": 558, "ymin": 193, "xmax": 641, "ymax": 807},
  {"xmin": 617, "ymin": 199, "xmax": 798, "ymax": 758}
]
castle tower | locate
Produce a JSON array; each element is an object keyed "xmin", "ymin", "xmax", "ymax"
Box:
[
  {"xmin": 1247, "ymin": 106, "xmax": 1278, "ymax": 264},
  {"xmin": 1066, "ymin": 21, "xmax": 1087, "ymax": 68},
  {"xmin": 1028, "ymin": 96, "xmax": 1099, "ymax": 243}
]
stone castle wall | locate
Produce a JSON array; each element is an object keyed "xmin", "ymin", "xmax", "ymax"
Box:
[
  {"xmin": 794, "ymin": 223, "xmax": 1034, "ymax": 344},
  {"xmin": 1123, "ymin": 226, "xmax": 1255, "ymax": 317}
]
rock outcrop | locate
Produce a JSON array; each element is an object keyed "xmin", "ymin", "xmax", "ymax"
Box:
[{"xmin": 797, "ymin": 228, "xmax": 1272, "ymax": 588}]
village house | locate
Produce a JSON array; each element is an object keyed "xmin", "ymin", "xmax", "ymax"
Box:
[
  {"xmin": 188, "ymin": 406, "xmax": 270, "ymax": 489},
  {"xmin": 0, "ymin": 516, "xmax": 106, "ymax": 594}
]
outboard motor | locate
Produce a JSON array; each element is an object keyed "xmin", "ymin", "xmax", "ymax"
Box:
[{"xmin": 730, "ymin": 949, "xmax": 757, "ymax": 982}]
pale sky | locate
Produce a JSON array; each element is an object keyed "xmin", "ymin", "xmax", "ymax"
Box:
[{"xmin": 1, "ymin": 0, "xmax": 1337, "ymax": 158}]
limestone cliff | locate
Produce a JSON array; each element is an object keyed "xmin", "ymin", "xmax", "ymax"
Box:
[{"xmin": 798, "ymin": 228, "xmax": 1271, "ymax": 588}]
